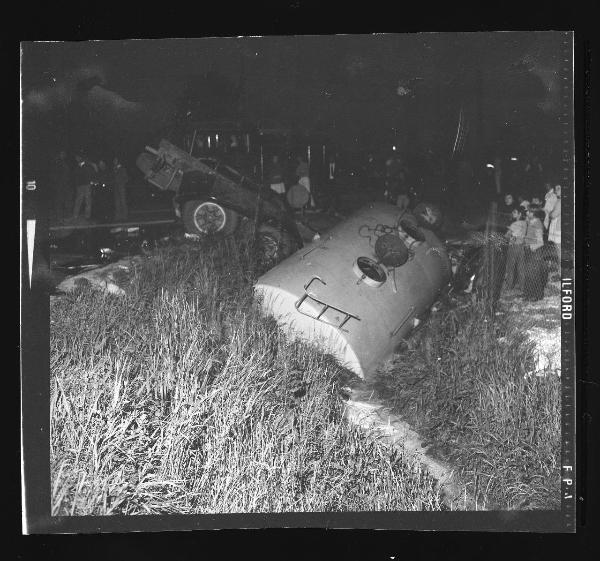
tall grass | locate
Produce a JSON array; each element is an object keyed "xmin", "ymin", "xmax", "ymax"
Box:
[
  {"xmin": 50, "ymin": 235, "xmax": 443, "ymax": 515},
  {"xmin": 374, "ymin": 298, "xmax": 561, "ymax": 510}
]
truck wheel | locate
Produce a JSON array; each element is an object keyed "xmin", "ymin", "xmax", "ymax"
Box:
[
  {"xmin": 257, "ymin": 223, "xmax": 298, "ymax": 263},
  {"xmin": 183, "ymin": 200, "xmax": 239, "ymax": 235}
]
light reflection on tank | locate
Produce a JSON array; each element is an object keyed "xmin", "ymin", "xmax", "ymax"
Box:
[{"xmin": 254, "ymin": 202, "xmax": 452, "ymax": 378}]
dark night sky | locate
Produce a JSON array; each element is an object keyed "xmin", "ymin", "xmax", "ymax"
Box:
[{"xmin": 21, "ymin": 33, "xmax": 565, "ymax": 168}]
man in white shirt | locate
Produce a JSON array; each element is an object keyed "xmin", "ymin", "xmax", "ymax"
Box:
[
  {"xmin": 543, "ymin": 183, "xmax": 558, "ymax": 230},
  {"xmin": 548, "ymin": 184, "xmax": 561, "ymax": 263}
]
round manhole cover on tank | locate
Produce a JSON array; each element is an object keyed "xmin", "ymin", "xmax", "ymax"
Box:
[
  {"xmin": 375, "ymin": 233, "xmax": 409, "ymax": 267},
  {"xmin": 353, "ymin": 256, "xmax": 387, "ymax": 288}
]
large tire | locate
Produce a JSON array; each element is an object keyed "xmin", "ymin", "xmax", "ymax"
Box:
[
  {"xmin": 182, "ymin": 200, "xmax": 239, "ymax": 235},
  {"xmin": 257, "ymin": 223, "xmax": 299, "ymax": 263}
]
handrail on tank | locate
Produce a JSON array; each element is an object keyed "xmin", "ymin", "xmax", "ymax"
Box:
[
  {"xmin": 390, "ymin": 306, "xmax": 416, "ymax": 337},
  {"xmin": 294, "ymin": 276, "xmax": 361, "ymax": 331}
]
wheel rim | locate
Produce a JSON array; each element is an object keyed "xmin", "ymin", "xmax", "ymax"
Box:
[{"xmin": 193, "ymin": 202, "xmax": 227, "ymax": 233}]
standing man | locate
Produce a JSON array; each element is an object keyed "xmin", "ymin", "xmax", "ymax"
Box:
[
  {"xmin": 267, "ymin": 154, "xmax": 285, "ymax": 197},
  {"xmin": 328, "ymin": 154, "xmax": 336, "ymax": 184},
  {"xmin": 95, "ymin": 159, "xmax": 111, "ymax": 222},
  {"xmin": 72, "ymin": 153, "xmax": 97, "ymax": 220},
  {"xmin": 296, "ymin": 155, "xmax": 315, "ymax": 208},
  {"xmin": 112, "ymin": 157, "xmax": 129, "ymax": 221},
  {"xmin": 548, "ymin": 184, "xmax": 561, "ymax": 264},
  {"xmin": 524, "ymin": 154, "xmax": 544, "ymax": 196},
  {"xmin": 522, "ymin": 205, "xmax": 548, "ymax": 301},
  {"xmin": 50, "ymin": 150, "xmax": 72, "ymax": 223},
  {"xmin": 523, "ymin": 205, "xmax": 545, "ymax": 253},
  {"xmin": 542, "ymin": 182, "xmax": 558, "ymax": 231}
]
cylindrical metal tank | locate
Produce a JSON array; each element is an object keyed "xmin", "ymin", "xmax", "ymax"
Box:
[{"xmin": 254, "ymin": 202, "xmax": 451, "ymax": 378}]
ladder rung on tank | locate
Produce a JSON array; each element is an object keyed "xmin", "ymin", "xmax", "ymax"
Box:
[{"xmin": 294, "ymin": 276, "xmax": 360, "ymax": 331}]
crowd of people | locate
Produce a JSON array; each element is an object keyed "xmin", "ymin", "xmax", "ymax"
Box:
[
  {"xmin": 500, "ymin": 182, "xmax": 561, "ymax": 301},
  {"xmin": 49, "ymin": 150, "xmax": 130, "ymax": 224},
  {"xmin": 376, "ymin": 148, "xmax": 563, "ymax": 303},
  {"xmin": 264, "ymin": 149, "xmax": 423, "ymax": 213}
]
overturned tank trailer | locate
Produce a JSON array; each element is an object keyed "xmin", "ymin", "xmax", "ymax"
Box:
[{"xmin": 254, "ymin": 202, "xmax": 452, "ymax": 378}]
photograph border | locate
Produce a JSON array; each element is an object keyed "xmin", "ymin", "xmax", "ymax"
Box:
[{"xmin": 19, "ymin": 27, "xmax": 582, "ymax": 535}]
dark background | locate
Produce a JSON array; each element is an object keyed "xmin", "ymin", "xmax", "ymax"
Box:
[{"xmin": 22, "ymin": 32, "xmax": 564, "ymax": 183}]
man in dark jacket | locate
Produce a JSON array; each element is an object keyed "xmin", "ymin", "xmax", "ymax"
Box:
[
  {"xmin": 267, "ymin": 155, "xmax": 285, "ymax": 197},
  {"xmin": 50, "ymin": 150, "xmax": 72, "ymax": 222},
  {"xmin": 72, "ymin": 153, "xmax": 97, "ymax": 219},
  {"xmin": 112, "ymin": 157, "xmax": 129, "ymax": 221}
]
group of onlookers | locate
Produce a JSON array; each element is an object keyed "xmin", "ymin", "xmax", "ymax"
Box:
[
  {"xmin": 267, "ymin": 154, "xmax": 316, "ymax": 210},
  {"xmin": 501, "ymin": 182, "xmax": 561, "ymax": 301},
  {"xmin": 50, "ymin": 150, "xmax": 129, "ymax": 223},
  {"xmin": 265, "ymin": 149, "xmax": 422, "ymax": 212}
]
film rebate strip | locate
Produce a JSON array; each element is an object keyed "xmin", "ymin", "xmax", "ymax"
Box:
[{"xmin": 559, "ymin": 31, "xmax": 575, "ymax": 531}]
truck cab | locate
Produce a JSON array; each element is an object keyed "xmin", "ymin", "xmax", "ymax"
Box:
[{"xmin": 136, "ymin": 138, "xmax": 303, "ymax": 259}]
